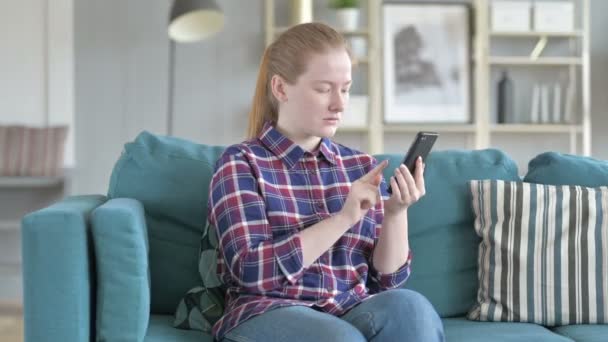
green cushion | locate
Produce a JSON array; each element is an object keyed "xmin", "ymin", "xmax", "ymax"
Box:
[
  {"xmin": 173, "ymin": 221, "xmax": 225, "ymax": 333},
  {"xmin": 91, "ymin": 198, "xmax": 150, "ymax": 342},
  {"xmin": 108, "ymin": 131, "xmax": 226, "ymax": 314},
  {"xmin": 551, "ymin": 324, "xmax": 608, "ymax": 342},
  {"xmin": 443, "ymin": 317, "xmax": 574, "ymax": 342},
  {"xmin": 524, "ymin": 152, "xmax": 608, "ymax": 186},
  {"xmin": 145, "ymin": 315, "xmax": 212, "ymax": 342},
  {"xmin": 374, "ymin": 149, "xmax": 520, "ymax": 317}
]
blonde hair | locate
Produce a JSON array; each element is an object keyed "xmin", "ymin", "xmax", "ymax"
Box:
[{"xmin": 246, "ymin": 22, "xmax": 352, "ymax": 139}]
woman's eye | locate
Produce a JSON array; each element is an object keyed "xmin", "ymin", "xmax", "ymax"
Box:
[
  {"xmin": 341, "ymin": 89, "xmax": 350, "ymax": 94},
  {"xmin": 316, "ymin": 88, "xmax": 331, "ymax": 93}
]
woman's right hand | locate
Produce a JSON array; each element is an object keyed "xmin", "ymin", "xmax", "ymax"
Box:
[{"xmin": 338, "ymin": 160, "xmax": 388, "ymax": 226}]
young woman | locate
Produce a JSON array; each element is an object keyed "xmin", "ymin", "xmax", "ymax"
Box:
[{"xmin": 207, "ymin": 22, "xmax": 444, "ymax": 342}]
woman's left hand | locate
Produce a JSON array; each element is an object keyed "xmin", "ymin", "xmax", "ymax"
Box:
[{"xmin": 384, "ymin": 156, "xmax": 426, "ymax": 216}]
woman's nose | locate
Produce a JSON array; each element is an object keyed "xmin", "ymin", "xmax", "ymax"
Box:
[{"xmin": 329, "ymin": 91, "xmax": 346, "ymax": 113}]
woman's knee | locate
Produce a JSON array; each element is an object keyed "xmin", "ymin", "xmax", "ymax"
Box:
[
  {"xmin": 392, "ymin": 289, "xmax": 438, "ymax": 313},
  {"xmin": 368, "ymin": 289, "xmax": 444, "ymax": 341}
]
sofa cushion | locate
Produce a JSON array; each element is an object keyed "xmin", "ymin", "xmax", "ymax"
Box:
[
  {"xmin": 551, "ymin": 324, "xmax": 608, "ymax": 342},
  {"xmin": 21, "ymin": 195, "xmax": 107, "ymax": 342},
  {"xmin": 443, "ymin": 317, "xmax": 574, "ymax": 342},
  {"xmin": 91, "ymin": 198, "xmax": 150, "ymax": 342},
  {"xmin": 145, "ymin": 315, "xmax": 213, "ymax": 342},
  {"xmin": 524, "ymin": 152, "xmax": 608, "ymax": 186},
  {"xmin": 374, "ymin": 149, "xmax": 520, "ymax": 317},
  {"xmin": 108, "ymin": 131, "xmax": 226, "ymax": 314},
  {"xmin": 468, "ymin": 180, "xmax": 608, "ymax": 325}
]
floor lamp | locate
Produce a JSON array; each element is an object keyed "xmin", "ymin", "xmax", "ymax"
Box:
[{"xmin": 167, "ymin": 0, "xmax": 224, "ymax": 136}]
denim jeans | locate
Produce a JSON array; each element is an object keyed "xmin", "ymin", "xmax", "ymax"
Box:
[{"xmin": 221, "ymin": 288, "xmax": 445, "ymax": 342}]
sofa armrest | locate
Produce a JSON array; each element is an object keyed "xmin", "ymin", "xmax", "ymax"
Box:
[
  {"xmin": 21, "ymin": 195, "xmax": 107, "ymax": 342},
  {"xmin": 91, "ymin": 198, "xmax": 150, "ymax": 342}
]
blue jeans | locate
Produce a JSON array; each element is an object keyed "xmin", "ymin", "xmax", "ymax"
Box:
[{"xmin": 221, "ymin": 289, "xmax": 445, "ymax": 342}]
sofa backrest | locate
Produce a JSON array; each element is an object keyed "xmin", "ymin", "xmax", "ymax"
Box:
[
  {"xmin": 108, "ymin": 131, "xmax": 225, "ymax": 314},
  {"xmin": 109, "ymin": 132, "xmax": 522, "ymax": 317},
  {"xmin": 524, "ymin": 151, "xmax": 608, "ymax": 186},
  {"xmin": 375, "ymin": 149, "xmax": 520, "ymax": 317}
]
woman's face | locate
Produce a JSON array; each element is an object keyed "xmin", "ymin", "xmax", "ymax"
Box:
[{"xmin": 274, "ymin": 48, "xmax": 352, "ymax": 150}]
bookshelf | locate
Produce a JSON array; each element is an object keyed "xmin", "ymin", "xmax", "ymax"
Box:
[
  {"xmin": 264, "ymin": 0, "xmax": 591, "ymax": 156},
  {"xmin": 475, "ymin": 0, "xmax": 591, "ymax": 156}
]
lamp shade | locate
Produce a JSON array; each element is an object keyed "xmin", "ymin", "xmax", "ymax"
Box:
[{"xmin": 168, "ymin": 0, "xmax": 224, "ymax": 43}]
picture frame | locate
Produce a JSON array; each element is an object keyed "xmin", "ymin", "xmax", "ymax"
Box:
[{"xmin": 382, "ymin": 2, "xmax": 472, "ymax": 123}]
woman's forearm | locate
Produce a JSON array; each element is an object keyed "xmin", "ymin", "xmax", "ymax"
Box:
[
  {"xmin": 372, "ymin": 210, "xmax": 410, "ymax": 273},
  {"xmin": 299, "ymin": 212, "xmax": 353, "ymax": 268}
]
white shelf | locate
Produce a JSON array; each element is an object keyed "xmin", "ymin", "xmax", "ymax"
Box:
[
  {"xmin": 489, "ymin": 57, "xmax": 582, "ymax": 66},
  {"xmin": 0, "ymin": 300, "xmax": 22, "ymax": 314},
  {"xmin": 338, "ymin": 126, "xmax": 369, "ymax": 133},
  {"xmin": 491, "ymin": 124, "xmax": 582, "ymax": 133},
  {"xmin": 0, "ymin": 176, "xmax": 64, "ymax": 188},
  {"xmin": 338, "ymin": 29, "xmax": 369, "ymax": 37},
  {"xmin": 383, "ymin": 124, "xmax": 477, "ymax": 133},
  {"xmin": 490, "ymin": 30, "xmax": 583, "ymax": 38},
  {"xmin": 353, "ymin": 57, "xmax": 369, "ymax": 65},
  {"xmin": 0, "ymin": 221, "xmax": 20, "ymax": 232},
  {"xmin": 274, "ymin": 26, "xmax": 369, "ymax": 37}
]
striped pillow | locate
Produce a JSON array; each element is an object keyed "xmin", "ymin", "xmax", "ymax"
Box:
[{"xmin": 467, "ymin": 180, "xmax": 608, "ymax": 325}]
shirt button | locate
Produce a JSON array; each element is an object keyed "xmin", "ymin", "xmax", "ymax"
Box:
[{"xmin": 316, "ymin": 201, "xmax": 324, "ymax": 209}]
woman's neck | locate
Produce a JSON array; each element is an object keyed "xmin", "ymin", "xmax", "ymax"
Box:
[{"xmin": 274, "ymin": 122, "xmax": 321, "ymax": 153}]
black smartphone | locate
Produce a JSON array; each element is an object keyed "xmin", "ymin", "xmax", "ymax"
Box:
[{"xmin": 387, "ymin": 131, "xmax": 439, "ymax": 194}]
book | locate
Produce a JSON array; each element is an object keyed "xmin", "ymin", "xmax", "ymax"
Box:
[
  {"xmin": 541, "ymin": 84, "xmax": 550, "ymax": 123},
  {"xmin": 530, "ymin": 84, "xmax": 540, "ymax": 123},
  {"xmin": 552, "ymin": 84, "xmax": 561, "ymax": 123}
]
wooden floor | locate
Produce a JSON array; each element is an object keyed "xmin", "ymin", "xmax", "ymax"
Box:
[{"xmin": 0, "ymin": 314, "xmax": 23, "ymax": 342}]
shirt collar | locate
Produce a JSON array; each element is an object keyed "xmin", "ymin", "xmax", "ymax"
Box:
[{"xmin": 258, "ymin": 121, "xmax": 337, "ymax": 169}]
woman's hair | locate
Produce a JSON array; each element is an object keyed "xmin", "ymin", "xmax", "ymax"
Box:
[{"xmin": 246, "ymin": 22, "xmax": 352, "ymax": 139}]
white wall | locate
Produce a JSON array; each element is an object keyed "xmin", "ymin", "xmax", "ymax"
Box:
[
  {"xmin": 0, "ymin": 0, "xmax": 75, "ymax": 167},
  {"xmin": 73, "ymin": 0, "xmax": 263, "ymax": 195},
  {"xmin": 0, "ymin": 0, "xmax": 74, "ymax": 306},
  {"xmin": 73, "ymin": 0, "xmax": 174, "ymax": 196}
]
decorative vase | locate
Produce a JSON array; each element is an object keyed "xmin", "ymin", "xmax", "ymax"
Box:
[
  {"xmin": 336, "ymin": 8, "xmax": 360, "ymax": 31},
  {"xmin": 497, "ymin": 70, "xmax": 514, "ymax": 124}
]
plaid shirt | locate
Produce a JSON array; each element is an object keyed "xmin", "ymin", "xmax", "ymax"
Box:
[{"xmin": 208, "ymin": 122, "xmax": 412, "ymax": 340}]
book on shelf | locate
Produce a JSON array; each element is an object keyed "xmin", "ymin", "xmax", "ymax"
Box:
[
  {"xmin": 552, "ymin": 84, "xmax": 561, "ymax": 123},
  {"xmin": 530, "ymin": 84, "xmax": 540, "ymax": 123},
  {"xmin": 540, "ymin": 84, "xmax": 550, "ymax": 123}
]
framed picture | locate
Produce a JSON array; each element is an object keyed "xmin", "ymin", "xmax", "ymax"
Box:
[{"xmin": 382, "ymin": 2, "xmax": 472, "ymax": 123}]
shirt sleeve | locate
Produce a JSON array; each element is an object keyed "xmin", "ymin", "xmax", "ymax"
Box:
[
  {"xmin": 366, "ymin": 157, "xmax": 412, "ymax": 293},
  {"xmin": 367, "ymin": 249, "xmax": 413, "ymax": 293},
  {"xmin": 207, "ymin": 149, "xmax": 306, "ymax": 293}
]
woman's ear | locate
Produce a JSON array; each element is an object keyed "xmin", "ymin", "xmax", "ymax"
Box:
[{"xmin": 270, "ymin": 74, "xmax": 289, "ymax": 103}]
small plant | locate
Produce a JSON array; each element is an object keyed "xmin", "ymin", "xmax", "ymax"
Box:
[{"xmin": 329, "ymin": 0, "xmax": 360, "ymax": 9}]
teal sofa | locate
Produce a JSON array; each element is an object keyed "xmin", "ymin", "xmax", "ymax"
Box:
[{"xmin": 21, "ymin": 131, "xmax": 608, "ymax": 341}]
